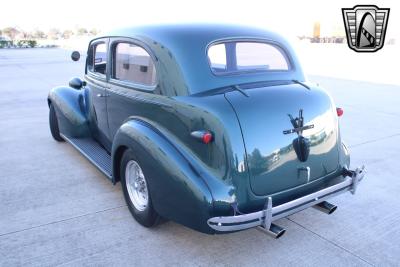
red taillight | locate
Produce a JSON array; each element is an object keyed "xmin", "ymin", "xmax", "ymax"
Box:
[
  {"xmin": 191, "ymin": 130, "xmax": 214, "ymax": 144},
  {"xmin": 202, "ymin": 132, "xmax": 213, "ymax": 144},
  {"xmin": 336, "ymin": 107, "xmax": 344, "ymax": 117}
]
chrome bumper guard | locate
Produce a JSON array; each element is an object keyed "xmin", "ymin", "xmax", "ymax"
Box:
[{"xmin": 207, "ymin": 166, "xmax": 365, "ymax": 232}]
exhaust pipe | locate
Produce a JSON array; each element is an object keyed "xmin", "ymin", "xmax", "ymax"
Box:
[
  {"xmin": 257, "ymin": 223, "xmax": 286, "ymax": 239},
  {"xmin": 314, "ymin": 201, "xmax": 337, "ymax": 214}
]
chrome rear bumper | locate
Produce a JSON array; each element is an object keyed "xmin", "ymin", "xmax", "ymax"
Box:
[{"xmin": 207, "ymin": 166, "xmax": 365, "ymax": 232}]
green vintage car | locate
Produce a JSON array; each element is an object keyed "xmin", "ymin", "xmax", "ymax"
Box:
[{"xmin": 48, "ymin": 24, "xmax": 365, "ymax": 238}]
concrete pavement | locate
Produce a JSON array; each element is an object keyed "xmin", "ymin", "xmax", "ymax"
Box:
[{"xmin": 0, "ymin": 48, "xmax": 399, "ymax": 266}]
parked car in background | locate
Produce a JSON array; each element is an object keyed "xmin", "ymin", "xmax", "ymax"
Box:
[{"xmin": 48, "ymin": 24, "xmax": 365, "ymax": 238}]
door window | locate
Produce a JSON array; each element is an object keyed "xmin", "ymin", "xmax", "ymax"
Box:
[
  {"xmin": 88, "ymin": 42, "xmax": 107, "ymax": 76},
  {"xmin": 113, "ymin": 42, "xmax": 157, "ymax": 86}
]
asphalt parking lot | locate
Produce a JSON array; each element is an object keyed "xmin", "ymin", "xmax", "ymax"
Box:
[{"xmin": 1, "ymin": 48, "xmax": 400, "ymax": 266}]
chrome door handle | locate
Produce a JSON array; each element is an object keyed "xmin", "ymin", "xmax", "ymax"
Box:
[{"xmin": 96, "ymin": 94, "xmax": 109, "ymax": 97}]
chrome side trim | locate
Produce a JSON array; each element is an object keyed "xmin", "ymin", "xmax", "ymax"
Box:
[{"xmin": 207, "ymin": 166, "xmax": 365, "ymax": 232}]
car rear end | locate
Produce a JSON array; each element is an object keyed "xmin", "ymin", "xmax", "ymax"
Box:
[
  {"xmin": 162, "ymin": 26, "xmax": 366, "ymax": 236},
  {"xmin": 200, "ymin": 38, "xmax": 366, "ymax": 236},
  {"xmin": 205, "ymin": 81, "xmax": 365, "ymax": 237}
]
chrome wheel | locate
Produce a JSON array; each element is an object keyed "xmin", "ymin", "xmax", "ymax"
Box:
[{"xmin": 125, "ymin": 160, "xmax": 149, "ymax": 211}]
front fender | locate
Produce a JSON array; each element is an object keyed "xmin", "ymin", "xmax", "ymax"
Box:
[
  {"xmin": 112, "ymin": 119, "xmax": 215, "ymax": 234},
  {"xmin": 48, "ymin": 86, "xmax": 90, "ymax": 137}
]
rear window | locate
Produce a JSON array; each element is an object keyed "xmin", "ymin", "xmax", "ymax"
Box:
[{"xmin": 207, "ymin": 41, "xmax": 289, "ymax": 75}]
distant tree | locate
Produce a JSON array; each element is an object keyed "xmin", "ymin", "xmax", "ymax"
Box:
[
  {"xmin": 62, "ymin": 30, "xmax": 73, "ymax": 39},
  {"xmin": 0, "ymin": 29, "xmax": 2, "ymax": 36},
  {"xmin": 89, "ymin": 28, "xmax": 99, "ymax": 36},
  {"xmin": 247, "ymin": 148, "xmax": 266, "ymax": 176},
  {"xmin": 77, "ymin": 27, "xmax": 88, "ymax": 36},
  {"xmin": 27, "ymin": 40, "xmax": 37, "ymax": 48},
  {"xmin": 33, "ymin": 29, "xmax": 46, "ymax": 39},
  {"xmin": 18, "ymin": 31, "xmax": 30, "ymax": 39},
  {"xmin": 2, "ymin": 27, "xmax": 19, "ymax": 40},
  {"xmin": 48, "ymin": 28, "xmax": 60, "ymax": 40}
]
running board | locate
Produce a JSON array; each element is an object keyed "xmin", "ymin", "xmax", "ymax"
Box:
[{"xmin": 61, "ymin": 134, "xmax": 112, "ymax": 179}]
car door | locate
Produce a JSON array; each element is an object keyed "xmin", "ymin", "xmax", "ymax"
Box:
[
  {"xmin": 106, "ymin": 38, "xmax": 160, "ymax": 139},
  {"xmin": 85, "ymin": 38, "xmax": 112, "ymax": 150}
]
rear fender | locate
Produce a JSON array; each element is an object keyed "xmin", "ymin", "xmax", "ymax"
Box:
[
  {"xmin": 48, "ymin": 86, "xmax": 90, "ymax": 137},
  {"xmin": 112, "ymin": 119, "xmax": 214, "ymax": 233}
]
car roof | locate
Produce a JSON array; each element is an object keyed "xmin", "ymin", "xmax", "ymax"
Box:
[
  {"xmin": 106, "ymin": 24, "xmax": 286, "ymax": 46},
  {"xmin": 102, "ymin": 24, "xmax": 305, "ymax": 95}
]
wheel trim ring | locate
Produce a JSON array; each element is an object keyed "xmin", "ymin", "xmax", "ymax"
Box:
[{"xmin": 125, "ymin": 160, "xmax": 149, "ymax": 211}]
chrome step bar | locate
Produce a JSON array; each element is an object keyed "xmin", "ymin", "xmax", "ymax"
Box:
[{"xmin": 61, "ymin": 134, "xmax": 112, "ymax": 179}]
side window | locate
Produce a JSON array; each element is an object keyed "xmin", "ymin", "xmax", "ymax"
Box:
[
  {"xmin": 88, "ymin": 42, "xmax": 107, "ymax": 76},
  {"xmin": 113, "ymin": 42, "xmax": 157, "ymax": 86},
  {"xmin": 207, "ymin": 43, "xmax": 227, "ymax": 72}
]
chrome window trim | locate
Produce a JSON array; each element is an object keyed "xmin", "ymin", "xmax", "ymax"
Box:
[
  {"xmin": 109, "ymin": 38, "xmax": 158, "ymax": 91},
  {"xmin": 108, "ymin": 78, "xmax": 157, "ymax": 92},
  {"xmin": 87, "ymin": 39, "xmax": 109, "ymax": 80}
]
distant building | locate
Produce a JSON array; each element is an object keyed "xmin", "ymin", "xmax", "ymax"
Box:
[
  {"xmin": 313, "ymin": 22, "xmax": 320, "ymax": 39},
  {"xmin": 309, "ymin": 21, "xmax": 345, "ymax": 43}
]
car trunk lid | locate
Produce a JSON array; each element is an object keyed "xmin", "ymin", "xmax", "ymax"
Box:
[{"xmin": 225, "ymin": 83, "xmax": 339, "ymax": 196}]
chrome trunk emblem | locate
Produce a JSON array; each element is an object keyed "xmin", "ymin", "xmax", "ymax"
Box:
[
  {"xmin": 283, "ymin": 109, "xmax": 314, "ymax": 162},
  {"xmin": 283, "ymin": 109, "xmax": 314, "ymax": 136}
]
